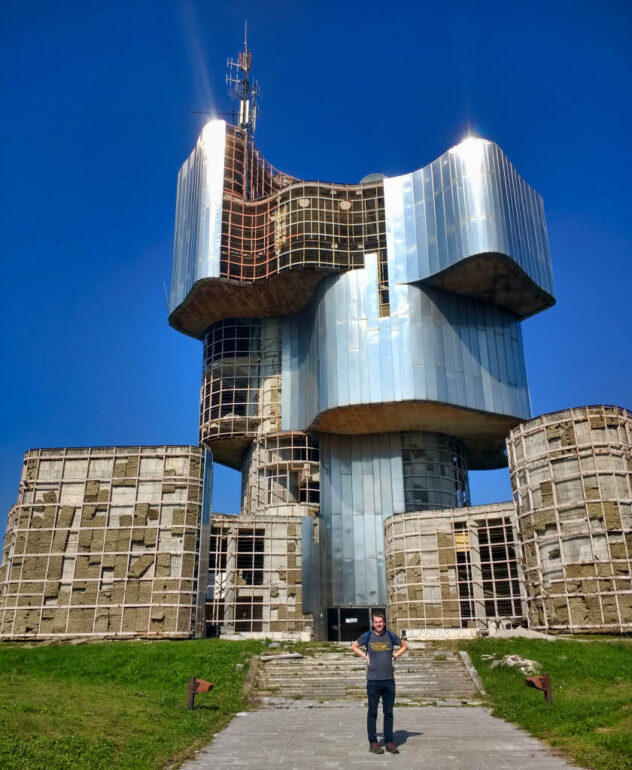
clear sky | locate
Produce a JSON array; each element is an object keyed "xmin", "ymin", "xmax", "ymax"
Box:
[{"xmin": 1, "ymin": 0, "xmax": 630, "ymax": 536}]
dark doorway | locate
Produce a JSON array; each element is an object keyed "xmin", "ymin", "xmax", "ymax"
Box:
[{"xmin": 327, "ymin": 607, "xmax": 386, "ymax": 641}]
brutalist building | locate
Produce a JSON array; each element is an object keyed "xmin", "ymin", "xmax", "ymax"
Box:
[{"xmin": 1, "ymin": 116, "xmax": 631, "ymax": 641}]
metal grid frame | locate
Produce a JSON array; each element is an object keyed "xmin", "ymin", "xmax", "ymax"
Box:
[
  {"xmin": 220, "ymin": 126, "xmax": 386, "ymax": 283},
  {"xmin": 478, "ymin": 516, "xmax": 523, "ymax": 618},
  {"xmin": 384, "ymin": 503, "xmax": 524, "ymax": 632},
  {"xmin": 200, "ymin": 318, "xmax": 262, "ymax": 442},
  {"xmin": 205, "ymin": 513, "xmax": 312, "ymax": 636},
  {"xmin": 0, "ymin": 446, "xmax": 203, "ymax": 639},
  {"xmin": 507, "ymin": 405, "xmax": 632, "ymax": 633},
  {"xmin": 402, "ymin": 433, "xmax": 470, "ymax": 511},
  {"xmin": 242, "ymin": 432, "xmax": 320, "ymax": 516}
]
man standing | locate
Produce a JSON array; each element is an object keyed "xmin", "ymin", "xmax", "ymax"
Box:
[{"xmin": 351, "ymin": 610, "xmax": 409, "ymax": 754}]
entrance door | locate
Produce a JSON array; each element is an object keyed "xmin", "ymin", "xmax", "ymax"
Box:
[
  {"xmin": 327, "ymin": 607, "xmax": 386, "ymax": 641},
  {"xmin": 339, "ymin": 608, "xmax": 370, "ymax": 642}
]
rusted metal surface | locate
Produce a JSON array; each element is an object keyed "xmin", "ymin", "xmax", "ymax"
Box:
[
  {"xmin": 525, "ymin": 673, "xmax": 552, "ymax": 704},
  {"xmin": 187, "ymin": 677, "xmax": 214, "ymax": 710}
]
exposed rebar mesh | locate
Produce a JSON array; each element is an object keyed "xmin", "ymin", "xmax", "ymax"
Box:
[
  {"xmin": 384, "ymin": 504, "xmax": 524, "ymax": 632},
  {"xmin": 0, "ymin": 446, "xmax": 203, "ymax": 639},
  {"xmin": 507, "ymin": 405, "xmax": 632, "ymax": 633}
]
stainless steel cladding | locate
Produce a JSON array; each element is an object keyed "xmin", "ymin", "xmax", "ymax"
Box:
[
  {"xmin": 320, "ymin": 432, "xmax": 472, "ymax": 608},
  {"xmin": 170, "ymin": 121, "xmax": 226, "ymax": 314},
  {"xmin": 383, "ymin": 137, "xmax": 554, "ymax": 319},
  {"xmin": 320, "ymin": 434, "xmax": 405, "ymax": 607},
  {"xmin": 282, "ymin": 271, "xmax": 530, "ymax": 468}
]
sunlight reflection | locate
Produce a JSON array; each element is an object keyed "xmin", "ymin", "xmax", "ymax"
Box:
[
  {"xmin": 450, "ymin": 136, "xmax": 488, "ymax": 222},
  {"xmin": 180, "ymin": 0, "xmax": 215, "ymax": 113}
]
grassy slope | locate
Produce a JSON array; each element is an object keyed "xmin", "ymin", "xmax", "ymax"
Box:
[
  {"xmin": 0, "ymin": 639, "xmax": 264, "ymax": 770},
  {"xmin": 462, "ymin": 638, "xmax": 632, "ymax": 770}
]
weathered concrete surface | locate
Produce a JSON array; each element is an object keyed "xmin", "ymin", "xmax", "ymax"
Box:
[{"xmin": 180, "ymin": 703, "xmax": 574, "ymax": 769}]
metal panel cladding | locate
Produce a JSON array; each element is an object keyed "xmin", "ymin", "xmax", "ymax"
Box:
[
  {"xmin": 170, "ymin": 120, "xmax": 226, "ymax": 313},
  {"xmin": 383, "ymin": 137, "xmax": 554, "ymax": 304},
  {"xmin": 320, "ymin": 434, "xmax": 405, "ymax": 607},
  {"xmin": 282, "ymin": 267, "xmax": 531, "ymax": 431}
]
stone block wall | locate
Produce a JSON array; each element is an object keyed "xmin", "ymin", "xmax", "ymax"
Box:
[
  {"xmin": 0, "ymin": 446, "xmax": 203, "ymax": 639},
  {"xmin": 507, "ymin": 406, "xmax": 632, "ymax": 632}
]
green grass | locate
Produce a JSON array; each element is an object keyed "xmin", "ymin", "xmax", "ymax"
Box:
[
  {"xmin": 0, "ymin": 639, "xmax": 266, "ymax": 770},
  {"xmin": 462, "ymin": 637, "xmax": 632, "ymax": 770}
]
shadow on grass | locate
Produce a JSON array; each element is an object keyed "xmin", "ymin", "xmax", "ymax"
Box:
[{"xmin": 190, "ymin": 704, "xmax": 221, "ymax": 712}]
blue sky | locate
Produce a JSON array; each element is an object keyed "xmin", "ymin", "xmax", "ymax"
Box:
[{"xmin": 1, "ymin": 0, "xmax": 630, "ymax": 535}]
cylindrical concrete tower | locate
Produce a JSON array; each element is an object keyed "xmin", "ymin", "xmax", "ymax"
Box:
[{"xmin": 507, "ymin": 405, "xmax": 632, "ymax": 633}]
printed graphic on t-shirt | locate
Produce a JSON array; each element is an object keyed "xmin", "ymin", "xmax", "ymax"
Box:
[{"xmin": 369, "ymin": 641, "xmax": 390, "ymax": 651}]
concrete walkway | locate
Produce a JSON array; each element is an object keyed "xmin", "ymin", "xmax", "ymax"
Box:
[{"xmin": 181, "ymin": 702, "xmax": 574, "ymax": 769}]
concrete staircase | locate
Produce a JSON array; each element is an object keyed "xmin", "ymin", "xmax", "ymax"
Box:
[{"xmin": 256, "ymin": 646, "xmax": 481, "ymax": 707}]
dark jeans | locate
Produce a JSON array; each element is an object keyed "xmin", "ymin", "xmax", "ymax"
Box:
[{"xmin": 366, "ymin": 679, "xmax": 395, "ymax": 744}]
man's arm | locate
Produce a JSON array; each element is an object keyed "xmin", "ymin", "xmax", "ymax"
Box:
[
  {"xmin": 351, "ymin": 639, "xmax": 369, "ymax": 664},
  {"xmin": 393, "ymin": 639, "xmax": 408, "ymax": 660}
]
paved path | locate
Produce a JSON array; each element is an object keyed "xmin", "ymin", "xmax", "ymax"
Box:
[{"xmin": 181, "ymin": 702, "xmax": 574, "ymax": 769}]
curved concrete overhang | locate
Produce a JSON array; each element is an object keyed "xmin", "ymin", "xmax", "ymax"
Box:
[
  {"xmin": 309, "ymin": 400, "xmax": 521, "ymax": 470},
  {"xmin": 417, "ymin": 251, "xmax": 555, "ymax": 320},
  {"xmin": 168, "ymin": 267, "xmax": 337, "ymax": 339},
  {"xmin": 203, "ymin": 436, "xmax": 250, "ymax": 471},
  {"xmin": 383, "ymin": 137, "xmax": 555, "ymax": 321}
]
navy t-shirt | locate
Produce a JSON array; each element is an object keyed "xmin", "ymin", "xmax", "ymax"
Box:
[{"xmin": 356, "ymin": 629, "xmax": 403, "ymax": 681}]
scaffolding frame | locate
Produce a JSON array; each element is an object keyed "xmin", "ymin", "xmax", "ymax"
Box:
[
  {"xmin": 220, "ymin": 127, "xmax": 386, "ymax": 283},
  {"xmin": 242, "ymin": 432, "xmax": 320, "ymax": 516}
]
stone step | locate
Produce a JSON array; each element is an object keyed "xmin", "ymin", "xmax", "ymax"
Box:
[
  {"xmin": 255, "ymin": 648, "xmax": 480, "ymax": 705},
  {"xmin": 267, "ymin": 671, "xmax": 471, "ymax": 687}
]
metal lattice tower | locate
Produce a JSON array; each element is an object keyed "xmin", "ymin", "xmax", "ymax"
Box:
[{"xmin": 226, "ymin": 23, "xmax": 261, "ymax": 200}]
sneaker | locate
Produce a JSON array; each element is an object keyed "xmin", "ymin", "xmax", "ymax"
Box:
[
  {"xmin": 385, "ymin": 742, "xmax": 400, "ymax": 754},
  {"xmin": 369, "ymin": 742, "xmax": 385, "ymax": 754}
]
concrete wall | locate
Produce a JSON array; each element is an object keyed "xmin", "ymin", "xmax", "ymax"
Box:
[
  {"xmin": 0, "ymin": 446, "xmax": 203, "ymax": 639},
  {"xmin": 384, "ymin": 503, "xmax": 524, "ymax": 633},
  {"xmin": 205, "ymin": 513, "xmax": 313, "ymax": 639}
]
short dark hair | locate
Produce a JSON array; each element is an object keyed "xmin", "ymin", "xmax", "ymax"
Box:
[{"xmin": 371, "ymin": 610, "xmax": 385, "ymax": 621}]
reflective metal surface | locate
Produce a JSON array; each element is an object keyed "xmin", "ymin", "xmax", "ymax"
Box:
[
  {"xmin": 170, "ymin": 121, "xmax": 226, "ymax": 313},
  {"xmin": 282, "ymin": 270, "xmax": 531, "ymax": 432},
  {"xmin": 384, "ymin": 137, "xmax": 554, "ymax": 316},
  {"xmin": 320, "ymin": 434, "xmax": 405, "ymax": 607},
  {"xmin": 170, "ymin": 127, "xmax": 554, "ymax": 331}
]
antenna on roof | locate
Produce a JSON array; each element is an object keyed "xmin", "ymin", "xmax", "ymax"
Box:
[
  {"xmin": 226, "ymin": 22, "xmax": 261, "ymax": 200},
  {"xmin": 226, "ymin": 21, "xmax": 261, "ymax": 138}
]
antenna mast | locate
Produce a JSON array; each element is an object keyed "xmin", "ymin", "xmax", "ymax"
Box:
[{"xmin": 226, "ymin": 22, "xmax": 261, "ymax": 200}]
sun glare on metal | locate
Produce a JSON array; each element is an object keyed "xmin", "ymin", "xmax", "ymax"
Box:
[
  {"xmin": 450, "ymin": 136, "xmax": 489, "ymax": 221},
  {"xmin": 181, "ymin": 0, "xmax": 215, "ymax": 115}
]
